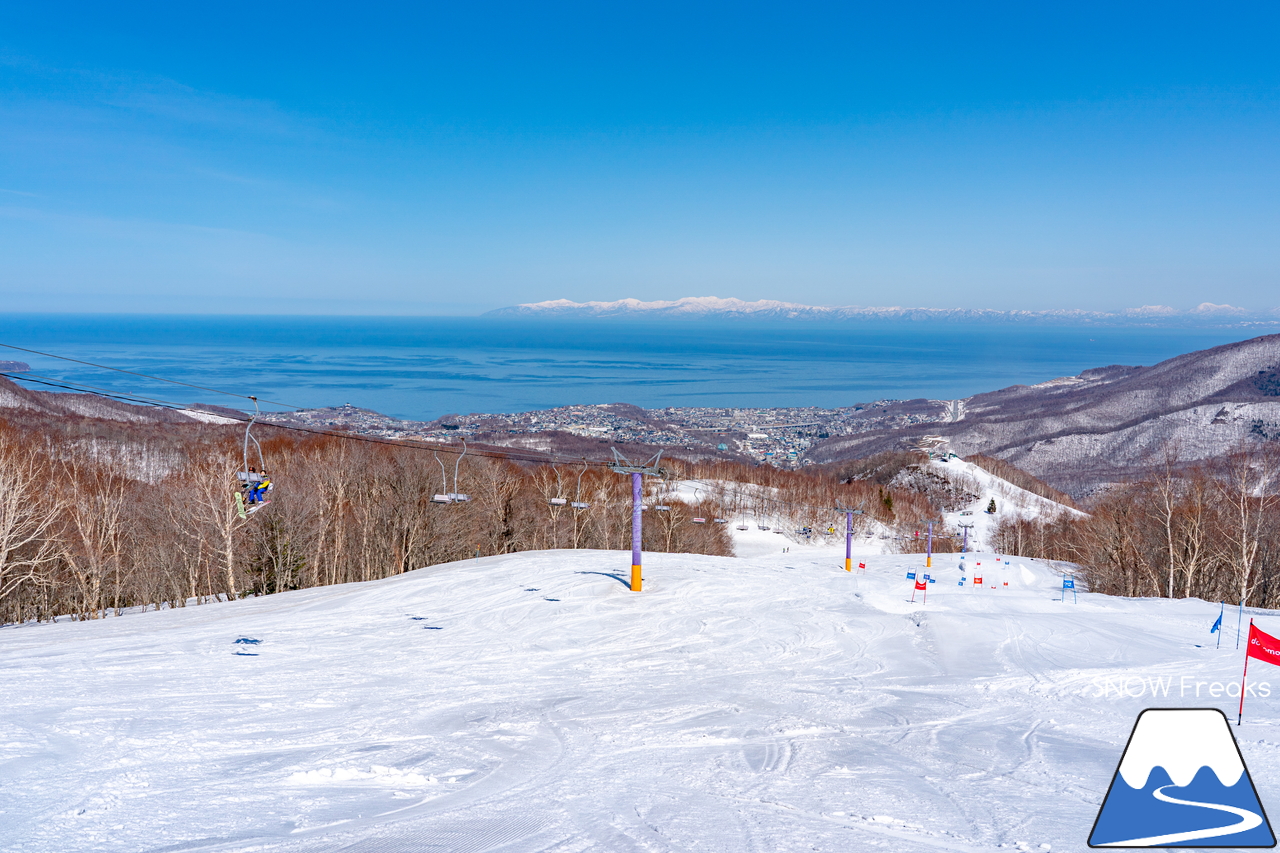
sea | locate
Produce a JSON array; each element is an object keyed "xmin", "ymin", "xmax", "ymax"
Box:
[{"xmin": 1, "ymin": 314, "xmax": 1273, "ymax": 421}]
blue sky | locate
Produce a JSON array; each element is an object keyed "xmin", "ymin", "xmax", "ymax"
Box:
[{"xmin": 2, "ymin": 2, "xmax": 1278, "ymax": 315}]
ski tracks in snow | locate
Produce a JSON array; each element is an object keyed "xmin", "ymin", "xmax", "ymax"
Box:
[{"xmin": 3, "ymin": 548, "xmax": 1275, "ymax": 852}]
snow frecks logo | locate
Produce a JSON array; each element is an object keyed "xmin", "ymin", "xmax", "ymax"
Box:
[{"xmin": 1088, "ymin": 708, "xmax": 1275, "ymax": 848}]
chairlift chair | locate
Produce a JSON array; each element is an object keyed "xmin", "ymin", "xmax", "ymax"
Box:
[
  {"xmin": 429, "ymin": 440, "xmax": 471, "ymax": 506},
  {"xmin": 568, "ymin": 459, "xmax": 591, "ymax": 510},
  {"xmin": 549, "ymin": 497, "xmax": 568, "ymax": 506},
  {"xmin": 234, "ymin": 396, "xmax": 273, "ymax": 517},
  {"xmin": 692, "ymin": 517, "xmax": 707, "ymax": 524},
  {"xmin": 655, "ymin": 504, "xmax": 671, "ymax": 511}
]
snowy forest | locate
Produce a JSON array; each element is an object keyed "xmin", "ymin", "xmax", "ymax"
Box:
[
  {"xmin": 0, "ymin": 411, "xmax": 942, "ymax": 625},
  {"xmin": 992, "ymin": 444, "xmax": 1280, "ymax": 608},
  {"xmin": 3, "ymin": 399, "xmax": 1279, "ymax": 624}
]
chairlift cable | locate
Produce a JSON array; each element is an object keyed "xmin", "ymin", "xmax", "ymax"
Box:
[
  {"xmin": 0, "ymin": 349, "xmax": 619, "ymax": 468},
  {"xmin": 12, "ymin": 371, "xmax": 208, "ymax": 411},
  {"xmin": 0, "ymin": 371, "xmax": 612, "ymax": 469},
  {"xmin": 4, "ymin": 365, "xmax": 916, "ymax": 519},
  {"xmin": 0, "ymin": 342, "xmax": 304, "ymax": 409}
]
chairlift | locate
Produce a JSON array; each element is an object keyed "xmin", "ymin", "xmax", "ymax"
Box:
[
  {"xmin": 692, "ymin": 517, "xmax": 707, "ymax": 524},
  {"xmin": 736, "ymin": 524, "xmax": 749, "ymax": 531},
  {"xmin": 430, "ymin": 440, "xmax": 470, "ymax": 506},
  {"xmin": 757, "ymin": 524, "xmax": 770, "ymax": 531},
  {"xmin": 655, "ymin": 504, "xmax": 672, "ymax": 512},
  {"xmin": 547, "ymin": 467, "xmax": 569, "ymax": 507},
  {"xmin": 451, "ymin": 440, "xmax": 468, "ymax": 500},
  {"xmin": 713, "ymin": 518, "xmax": 727, "ymax": 524},
  {"xmin": 234, "ymin": 396, "xmax": 273, "ymax": 518},
  {"xmin": 570, "ymin": 458, "xmax": 592, "ymax": 509}
]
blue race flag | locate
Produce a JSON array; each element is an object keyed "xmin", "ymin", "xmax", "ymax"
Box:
[
  {"xmin": 1062, "ymin": 577, "xmax": 1075, "ymax": 589},
  {"xmin": 1212, "ymin": 612, "xmax": 1223, "ymax": 633},
  {"xmin": 906, "ymin": 572, "xmax": 916, "ymax": 580}
]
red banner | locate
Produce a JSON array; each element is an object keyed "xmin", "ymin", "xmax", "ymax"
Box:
[
  {"xmin": 859, "ymin": 562, "xmax": 866, "ymax": 569},
  {"xmin": 914, "ymin": 579, "xmax": 927, "ymax": 591},
  {"xmin": 974, "ymin": 576, "xmax": 983, "ymax": 585},
  {"xmin": 1248, "ymin": 623, "xmax": 1280, "ymax": 666}
]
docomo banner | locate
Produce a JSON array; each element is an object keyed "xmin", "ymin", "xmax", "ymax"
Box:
[
  {"xmin": 1249, "ymin": 623, "xmax": 1280, "ymax": 665},
  {"xmin": 1240, "ymin": 620, "xmax": 1280, "ymax": 724}
]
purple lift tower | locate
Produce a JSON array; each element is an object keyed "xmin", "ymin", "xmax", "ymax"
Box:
[
  {"xmin": 837, "ymin": 505, "xmax": 864, "ymax": 572},
  {"xmin": 607, "ymin": 448, "xmax": 667, "ymax": 592}
]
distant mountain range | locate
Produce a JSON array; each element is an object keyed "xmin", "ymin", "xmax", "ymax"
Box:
[{"xmin": 485, "ymin": 296, "xmax": 1280, "ymax": 327}]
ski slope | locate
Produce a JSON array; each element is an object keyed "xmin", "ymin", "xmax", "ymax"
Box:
[
  {"xmin": 932, "ymin": 458, "xmax": 1083, "ymax": 552},
  {"xmin": 3, "ymin": 546, "xmax": 1277, "ymax": 852}
]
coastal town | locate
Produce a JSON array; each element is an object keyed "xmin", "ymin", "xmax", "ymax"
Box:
[{"xmin": 263, "ymin": 397, "xmax": 956, "ymax": 466}]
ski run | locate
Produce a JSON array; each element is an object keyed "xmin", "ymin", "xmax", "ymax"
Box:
[{"xmin": 5, "ymin": 517, "xmax": 1280, "ymax": 853}]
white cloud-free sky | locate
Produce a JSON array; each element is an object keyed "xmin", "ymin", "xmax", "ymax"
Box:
[{"xmin": 2, "ymin": 2, "xmax": 1279, "ymax": 314}]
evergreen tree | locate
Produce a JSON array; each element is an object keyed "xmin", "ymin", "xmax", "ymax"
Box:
[{"xmin": 986, "ymin": 498, "xmax": 997, "ymax": 514}]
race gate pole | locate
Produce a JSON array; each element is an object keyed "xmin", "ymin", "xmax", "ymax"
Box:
[{"xmin": 1240, "ymin": 619, "xmax": 1254, "ymax": 726}]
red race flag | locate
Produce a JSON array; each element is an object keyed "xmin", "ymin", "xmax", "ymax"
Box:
[
  {"xmin": 858, "ymin": 562, "xmax": 866, "ymax": 569},
  {"xmin": 1240, "ymin": 620, "xmax": 1280, "ymax": 725},
  {"xmin": 1248, "ymin": 623, "xmax": 1280, "ymax": 665},
  {"xmin": 914, "ymin": 579, "xmax": 927, "ymax": 591}
]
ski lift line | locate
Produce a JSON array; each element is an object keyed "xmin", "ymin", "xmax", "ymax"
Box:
[
  {"xmin": 1, "ymin": 371, "xmax": 197, "ymax": 412},
  {"xmin": 7, "ymin": 371, "xmax": 205, "ymax": 411},
  {"xmin": 1, "ymin": 371, "xmax": 612, "ymax": 470},
  {"xmin": 676, "ymin": 477, "xmax": 876, "ymax": 517},
  {"xmin": 0, "ymin": 342, "xmax": 304, "ymax": 410}
]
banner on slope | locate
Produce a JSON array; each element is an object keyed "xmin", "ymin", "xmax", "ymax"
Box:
[
  {"xmin": 1061, "ymin": 576, "xmax": 1077, "ymax": 603},
  {"xmin": 1241, "ymin": 621, "xmax": 1280, "ymax": 724},
  {"xmin": 1088, "ymin": 708, "xmax": 1274, "ymax": 847},
  {"xmin": 911, "ymin": 577, "xmax": 927, "ymax": 604}
]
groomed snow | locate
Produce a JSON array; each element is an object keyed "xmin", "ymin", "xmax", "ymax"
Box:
[
  {"xmin": 933, "ymin": 458, "xmax": 1083, "ymax": 552},
  {"xmin": 3, "ymin": 546, "xmax": 1278, "ymax": 852}
]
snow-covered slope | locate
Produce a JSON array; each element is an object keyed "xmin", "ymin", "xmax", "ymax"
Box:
[
  {"xmin": 809, "ymin": 334, "xmax": 1280, "ymax": 497},
  {"xmin": 4, "ymin": 547, "xmax": 1277, "ymax": 853},
  {"xmin": 930, "ymin": 458, "xmax": 1083, "ymax": 551}
]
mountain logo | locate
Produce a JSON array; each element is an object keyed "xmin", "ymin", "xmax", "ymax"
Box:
[{"xmin": 1089, "ymin": 708, "xmax": 1275, "ymax": 847}]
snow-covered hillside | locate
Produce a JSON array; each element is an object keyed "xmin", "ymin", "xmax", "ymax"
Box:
[
  {"xmin": 808, "ymin": 333, "xmax": 1280, "ymax": 497},
  {"xmin": 930, "ymin": 458, "xmax": 1083, "ymax": 552},
  {"xmin": 4, "ymin": 545, "xmax": 1277, "ymax": 852}
]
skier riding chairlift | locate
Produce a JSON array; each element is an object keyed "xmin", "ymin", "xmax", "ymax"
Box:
[{"xmin": 234, "ymin": 396, "xmax": 274, "ymax": 519}]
